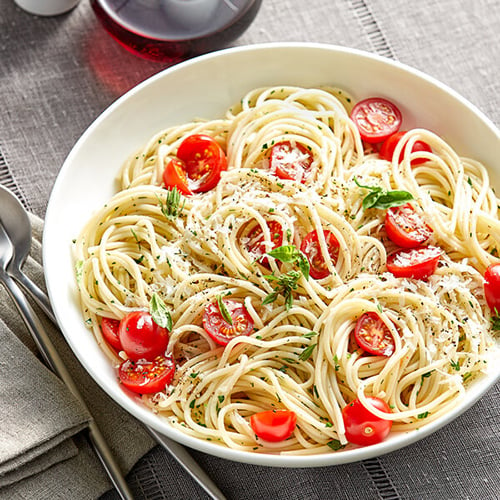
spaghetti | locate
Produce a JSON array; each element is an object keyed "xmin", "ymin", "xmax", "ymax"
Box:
[{"xmin": 74, "ymin": 86, "xmax": 499, "ymax": 454}]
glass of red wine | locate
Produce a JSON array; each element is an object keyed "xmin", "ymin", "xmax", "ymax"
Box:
[{"xmin": 91, "ymin": 0, "xmax": 262, "ymax": 63}]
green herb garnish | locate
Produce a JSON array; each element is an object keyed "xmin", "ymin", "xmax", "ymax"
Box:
[
  {"xmin": 327, "ymin": 439, "xmax": 346, "ymax": 451},
  {"xmin": 157, "ymin": 187, "xmax": 185, "ymax": 220},
  {"xmin": 150, "ymin": 292, "xmax": 173, "ymax": 330},
  {"xmin": 263, "ymin": 270, "xmax": 301, "ymax": 311},
  {"xmin": 491, "ymin": 314, "xmax": 500, "ymax": 331},
  {"xmin": 267, "ymin": 245, "xmax": 310, "ymax": 280},
  {"xmin": 75, "ymin": 260, "xmax": 84, "ymax": 285},
  {"xmin": 354, "ymin": 177, "xmax": 414, "ymax": 210},
  {"xmin": 302, "ymin": 331, "xmax": 318, "ymax": 339},
  {"xmin": 130, "ymin": 228, "xmax": 141, "ymax": 249},
  {"xmin": 217, "ymin": 295, "xmax": 233, "ymax": 325},
  {"xmin": 299, "ymin": 343, "xmax": 317, "ymax": 361},
  {"xmin": 420, "ymin": 371, "xmax": 433, "ymax": 385}
]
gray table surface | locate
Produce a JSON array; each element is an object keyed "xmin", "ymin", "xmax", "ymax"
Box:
[{"xmin": 1, "ymin": 0, "xmax": 499, "ymax": 499}]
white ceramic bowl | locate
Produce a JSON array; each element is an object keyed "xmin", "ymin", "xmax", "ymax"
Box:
[{"xmin": 44, "ymin": 43, "xmax": 500, "ymax": 467}]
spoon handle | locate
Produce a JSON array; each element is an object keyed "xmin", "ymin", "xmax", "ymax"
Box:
[
  {"xmin": 0, "ymin": 270, "xmax": 133, "ymax": 500},
  {"xmin": 147, "ymin": 428, "xmax": 227, "ymax": 500},
  {"xmin": 10, "ymin": 267, "xmax": 57, "ymax": 324}
]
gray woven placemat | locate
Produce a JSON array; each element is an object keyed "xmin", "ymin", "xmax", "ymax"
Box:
[{"xmin": 1, "ymin": 0, "xmax": 499, "ymax": 498}]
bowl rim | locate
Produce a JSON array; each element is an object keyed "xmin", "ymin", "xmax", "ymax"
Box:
[{"xmin": 43, "ymin": 41, "xmax": 500, "ymax": 467}]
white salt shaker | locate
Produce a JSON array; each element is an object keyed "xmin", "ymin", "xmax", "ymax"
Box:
[{"xmin": 14, "ymin": 0, "xmax": 80, "ymax": 16}]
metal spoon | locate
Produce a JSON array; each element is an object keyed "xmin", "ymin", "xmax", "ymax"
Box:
[
  {"xmin": 0, "ymin": 184, "xmax": 226, "ymax": 500},
  {"xmin": 0, "ymin": 184, "xmax": 56, "ymax": 323}
]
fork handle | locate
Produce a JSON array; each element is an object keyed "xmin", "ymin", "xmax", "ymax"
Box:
[
  {"xmin": 147, "ymin": 428, "xmax": 227, "ymax": 500},
  {"xmin": 0, "ymin": 270, "xmax": 133, "ymax": 500}
]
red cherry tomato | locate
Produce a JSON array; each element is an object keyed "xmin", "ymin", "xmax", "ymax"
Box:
[
  {"xmin": 354, "ymin": 312, "xmax": 395, "ymax": 356},
  {"xmin": 484, "ymin": 263, "xmax": 500, "ymax": 314},
  {"xmin": 118, "ymin": 311, "xmax": 169, "ymax": 361},
  {"xmin": 245, "ymin": 220, "xmax": 284, "ymax": 267},
  {"xmin": 342, "ymin": 397, "xmax": 392, "ymax": 446},
  {"xmin": 119, "ymin": 355, "xmax": 175, "ymax": 394},
  {"xmin": 270, "ymin": 141, "xmax": 313, "ymax": 183},
  {"xmin": 385, "ymin": 203, "xmax": 433, "ymax": 248},
  {"xmin": 101, "ymin": 317, "xmax": 122, "ymax": 351},
  {"xmin": 250, "ymin": 410, "xmax": 297, "ymax": 442},
  {"xmin": 163, "ymin": 158, "xmax": 192, "ymax": 196},
  {"xmin": 350, "ymin": 97, "xmax": 402, "ymax": 144},
  {"xmin": 380, "ymin": 131, "xmax": 432, "ymax": 166},
  {"xmin": 203, "ymin": 299, "xmax": 254, "ymax": 346},
  {"xmin": 176, "ymin": 134, "xmax": 227, "ymax": 192},
  {"xmin": 386, "ymin": 246, "xmax": 441, "ymax": 280},
  {"xmin": 300, "ymin": 230, "xmax": 340, "ymax": 279}
]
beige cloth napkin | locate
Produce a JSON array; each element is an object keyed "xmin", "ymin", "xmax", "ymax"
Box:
[
  {"xmin": 0, "ymin": 213, "xmax": 155, "ymax": 499},
  {"xmin": 0, "ymin": 318, "xmax": 88, "ymax": 487}
]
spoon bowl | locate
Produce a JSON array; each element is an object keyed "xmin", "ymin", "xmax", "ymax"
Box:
[
  {"xmin": 0, "ymin": 184, "xmax": 30, "ymax": 263},
  {"xmin": 0, "ymin": 184, "xmax": 56, "ymax": 322}
]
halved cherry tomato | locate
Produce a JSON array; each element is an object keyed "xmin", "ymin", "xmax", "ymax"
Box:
[
  {"xmin": 101, "ymin": 317, "xmax": 122, "ymax": 351},
  {"xmin": 176, "ymin": 134, "xmax": 227, "ymax": 192},
  {"xmin": 118, "ymin": 311, "xmax": 169, "ymax": 361},
  {"xmin": 203, "ymin": 299, "xmax": 254, "ymax": 345},
  {"xmin": 354, "ymin": 312, "xmax": 395, "ymax": 356},
  {"xmin": 300, "ymin": 229, "xmax": 340, "ymax": 279},
  {"xmin": 385, "ymin": 203, "xmax": 433, "ymax": 248},
  {"xmin": 245, "ymin": 220, "xmax": 284, "ymax": 267},
  {"xmin": 350, "ymin": 97, "xmax": 402, "ymax": 144},
  {"xmin": 484, "ymin": 263, "xmax": 500, "ymax": 314},
  {"xmin": 342, "ymin": 396, "xmax": 392, "ymax": 446},
  {"xmin": 119, "ymin": 355, "xmax": 175, "ymax": 394},
  {"xmin": 380, "ymin": 131, "xmax": 432, "ymax": 166},
  {"xmin": 163, "ymin": 158, "xmax": 192, "ymax": 196},
  {"xmin": 250, "ymin": 409, "xmax": 297, "ymax": 442},
  {"xmin": 386, "ymin": 246, "xmax": 441, "ymax": 280},
  {"xmin": 270, "ymin": 141, "xmax": 313, "ymax": 183}
]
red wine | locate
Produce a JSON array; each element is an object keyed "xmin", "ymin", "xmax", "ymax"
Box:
[{"xmin": 91, "ymin": 0, "xmax": 262, "ymax": 63}]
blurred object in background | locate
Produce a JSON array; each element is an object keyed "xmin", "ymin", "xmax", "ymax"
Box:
[
  {"xmin": 90, "ymin": 0, "xmax": 262, "ymax": 63},
  {"xmin": 14, "ymin": 0, "xmax": 80, "ymax": 16}
]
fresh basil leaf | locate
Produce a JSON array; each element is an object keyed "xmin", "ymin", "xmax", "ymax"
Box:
[
  {"xmin": 353, "ymin": 177, "xmax": 382, "ymax": 193},
  {"xmin": 267, "ymin": 245, "xmax": 310, "ymax": 281},
  {"xmin": 297, "ymin": 252, "xmax": 310, "ymax": 280},
  {"xmin": 372, "ymin": 190, "xmax": 414, "ymax": 209},
  {"xmin": 150, "ymin": 292, "xmax": 173, "ymax": 330},
  {"xmin": 267, "ymin": 245, "xmax": 300, "ymax": 263},
  {"xmin": 355, "ymin": 176, "xmax": 414, "ymax": 210},
  {"xmin": 361, "ymin": 191, "xmax": 382, "ymax": 210},
  {"xmin": 217, "ymin": 295, "xmax": 233, "ymax": 325}
]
